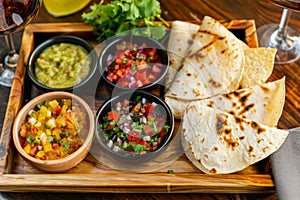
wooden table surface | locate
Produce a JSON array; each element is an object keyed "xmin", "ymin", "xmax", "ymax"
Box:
[{"xmin": 1, "ymin": 0, "xmax": 300, "ymax": 199}]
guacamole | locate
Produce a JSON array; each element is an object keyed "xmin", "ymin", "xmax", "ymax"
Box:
[{"xmin": 35, "ymin": 43, "xmax": 90, "ymax": 88}]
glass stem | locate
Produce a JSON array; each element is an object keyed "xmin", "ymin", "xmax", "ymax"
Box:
[
  {"xmin": 4, "ymin": 34, "xmax": 16, "ymax": 55},
  {"xmin": 276, "ymin": 8, "xmax": 292, "ymax": 41},
  {"xmin": 3, "ymin": 34, "xmax": 19, "ymax": 69}
]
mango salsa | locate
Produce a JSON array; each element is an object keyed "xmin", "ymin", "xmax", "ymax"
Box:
[{"xmin": 19, "ymin": 98, "xmax": 85, "ymax": 160}]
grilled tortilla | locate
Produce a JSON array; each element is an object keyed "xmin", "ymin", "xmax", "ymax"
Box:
[
  {"xmin": 182, "ymin": 103, "xmax": 289, "ymax": 174},
  {"xmin": 165, "ymin": 77, "xmax": 285, "ymax": 127},
  {"xmin": 165, "ymin": 21, "xmax": 200, "ymax": 91},
  {"xmin": 165, "ymin": 16, "xmax": 247, "ymax": 100}
]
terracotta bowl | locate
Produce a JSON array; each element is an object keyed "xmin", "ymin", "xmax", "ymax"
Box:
[{"xmin": 12, "ymin": 91, "xmax": 95, "ymax": 172}]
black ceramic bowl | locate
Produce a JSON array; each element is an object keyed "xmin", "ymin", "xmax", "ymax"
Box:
[
  {"xmin": 27, "ymin": 35, "xmax": 98, "ymax": 91},
  {"xmin": 99, "ymin": 35, "xmax": 169, "ymax": 91},
  {"xmin": 95, "ymin": 90, "xmax": 174, "ymax": 164}
]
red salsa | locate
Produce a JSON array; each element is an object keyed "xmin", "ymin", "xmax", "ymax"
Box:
[
  {"xmin": 105, "ymin": 41, "xmax": 164, "ymax": 88},
  {"xmin": 100, "ymin": 96, "xmax": 170, "ymax": 154}
]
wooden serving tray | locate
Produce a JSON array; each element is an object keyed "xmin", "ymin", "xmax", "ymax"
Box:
[{"xmin": 0, "ymin": 21, "xmax": 276, "ymax": 193}]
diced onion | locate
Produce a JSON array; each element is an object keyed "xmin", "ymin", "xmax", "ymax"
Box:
[
  {"xmin": 28, "ymin": 117, "xmax": 36, "ymax": 125},
  {"xmin": 143, "ymin": 136, "xmax": 150, "ymax": 141},
  {"xmin": 107, "ymin": 140, "xmax": 113, "ymax": 148},
  {"xmin": 113, "ymin": 145, "xmax": 120, "ymax": 152},
  {"xmin": 28, "ymin": 110, "xmax": 35, "ymax": 115}
]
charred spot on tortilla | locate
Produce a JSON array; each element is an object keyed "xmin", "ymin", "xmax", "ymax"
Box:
[
  {"xmin": 238, "ymin": 103, "xmax": 255, "ymax": 116},
  {"xmin": 239, "ymin": 92, "xmax": 251, "ymax": 105},
  {"xmin": 260, "ymin": 85, "xmax": 271, "ymax": 93},
  {"xmin": 204, "ymin": 154, "xmax": 209, "ymax": 158},
  {"xmin": 170, "ymin": 59, "xmax": 175, "ymax": 65},
  {"xmin": 228, "ymin": 111, "xmax": 235, "ymax": 115},
  {"xmin": 239, "ymin": 136, "xmax": 245, "ymax": 140},
  {"xmin": 223, "ymin": 93, "xmax": 232, "ymax": 100},
  {"xmin": 221, "ymin": 48, "xmax": 228, "ymax": 54},
  {"xmin": 197, "ymin": 82, "xmax": 201, "ymax": 86},
  {"xmin": 201, "ymin": 138, "xmax": 205, "ymax": 143},
  {"xmin": 234, "ymin": 116, "xmax": 245, "ymax": 131},
  {"xmin": 182, "ymin": 128, "xmax": 186, "ymax": 133},
  {"xmin": 263, "ymin": 146, "xmax": 270, "ymax": 153},
  {"xmin": 257, "ymin": 138, "xmax": 263, "ymax": 144},
  {"xmin": 209, "ymin": 78, "xmax": 222, "ymax": 88},
  {"xmin": 186, "ymin": 104, "xmax": 197, "ymax": 112},
  {"xmin": 232, "ymin": 102, "xmax": 237, "ymax": 107},
  {"xmin": 248, "ymin": 146, "xmax": 254, "ymax": 153},
  {"xmin": 171, "ymin": 93, "xmax": 177, "ymax": 96},
  {"xmin": 188, "ymin": 39, "xmax": 194, "ymax": 45},
  {"xmin": 224, "ymin": 129, "xmax": 231, "ymax": 135},
  {"xmin": 215, "ymin": 114, "xmax": 227, "ymax": 135},
  {"xmin": 188, "ymin": 48, "xmax": 206, "ymax": 62},
  {"xmin": 233, "ymin": 91, "xmax": 239, "ymax": 97},
  {"xmin": 209, "ymin": 168, "xmax": 217, "ymax": 174},
  {"xmin": 186, "ymin": 72, "xmax": 192, "ymax": 76},
  {"xmin": 213, "ymin": 146, "xmax": 219, "ymax": 151},
  {"xmin": 178, "ymin": 64, "xmax": 184, "ymax": 71},
  {"xmin": 207, "ymin": 100, "xmax": 214, "ymax": 107},
  {"xmin": 198, "ymin": 30, "xmax": 226, "ymax": 40},
  {"xmin": 250, "ymin": 121, "xmax": 266, "ymax": 134},
  {"xmin": 192, "ymin": 88, "xmax": 202, "ymax": 97}
]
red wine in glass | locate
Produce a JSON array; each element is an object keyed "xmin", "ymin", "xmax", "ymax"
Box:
[
  {"xmin": 0, "ymin": 0, "xmax": 40, "ymax": 35},
  {"xmin": 0, "ymin": 0, "xmax": 41, "ymax": 87}
]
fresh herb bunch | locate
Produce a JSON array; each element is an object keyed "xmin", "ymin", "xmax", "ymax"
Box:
[{"xmin": 82, "ymin": 0, "xmax": 169, "ymax": 41}]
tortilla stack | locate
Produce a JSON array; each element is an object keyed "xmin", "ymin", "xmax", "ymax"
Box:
[{"xmin": 165, "ymin": 16, "xmax": 247, "ymax": 100}]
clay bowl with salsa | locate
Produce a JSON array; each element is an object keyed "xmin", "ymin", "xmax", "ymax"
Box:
[
  {"xmin": 95, "ymin": 90, "xmax": 174, "ymax": 165},
  {"xmin": 27, "ymin": 35, "xmax": 98, "ymax": 92},
  {"xmin": 12, "ymin": 91, "xmax": 95, "ymax": 172},
  {"xmin": 99, "ymin": 35, "xmax": 169, "ymax": 90}
]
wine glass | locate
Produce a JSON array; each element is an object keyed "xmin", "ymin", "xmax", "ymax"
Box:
[
  {"xmin": 0, "ymin": 0, "xmax": 41, "ymax": 87},
  {"xmin": 257, "ymin": 0, "xmax": 300, "ymax": 64}
]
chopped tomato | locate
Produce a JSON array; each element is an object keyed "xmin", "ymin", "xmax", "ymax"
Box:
[
  {"xmin": 107, "ymin": 111, "xmax": 120, "ymax": 121},
  {"xmin": 139, "ymin": 140, "xmax": 148, "ymax": 147},
  {"xmin": 143, "ymin": 124, "xmax": 154, "ymax": 135},
  {"xmin": 54, "ymin": 107, "xmax": 62, "ymax": 114},
  {"xmin": 135, "ymin": 72, "xmax": 147, "ymax": 81},
  {"xmin": 145, "ymin": 103, "xmax": 155, "ymax": 115},
  {"xmin": 29, "ymin": 145, "xmax": 38, "ymax": 157},
  {"xmin": 105, "ymin": 41, "xmax": 164, "ymax": 88}
]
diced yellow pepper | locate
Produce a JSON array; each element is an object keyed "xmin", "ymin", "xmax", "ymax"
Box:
[
  {"xmin": 23, "ymin": 144, "xmax": 31, "ymax": 154},
  {"xmin": 61, "ymin": 104, "xmax": 68, "ymax": 115},
  {"xmin": 42, "ymin": 141, "xmax": 53, "ymax": 153},
  {"xmin": 48, "ymin": 100, "xmax": 59, "ymax": 109},
  {"xmin": 53, "ymin": 128, "xmax": 61, "ymax": 141},
  {"xmin": 46, "ymin": 129, "xmax": 51, "ymax": 136},
  {"xmin": 35, "ymin": 151, "xmax": 45, "ymax": 159}
]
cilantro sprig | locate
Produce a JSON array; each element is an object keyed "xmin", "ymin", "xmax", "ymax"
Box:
[{"xmin": 81, "ymin": 0, "xmax": 169, "ymax": 41}]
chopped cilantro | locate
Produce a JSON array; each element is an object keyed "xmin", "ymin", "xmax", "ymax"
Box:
[{"xmin": 81, "ymin": 0, "xmax": 169, "ymax": 41}]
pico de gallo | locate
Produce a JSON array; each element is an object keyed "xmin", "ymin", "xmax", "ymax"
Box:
[
  {"xmin": 100, "ymin": 96, "xmax": 171, "ymax": 154},
  {"xmin": 105, "ymin": 40, "xmax": 165, "ymax": 88},
  {"xmin": 19, "ymin": 98, "xmax": 85, "ymax": 160}
]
